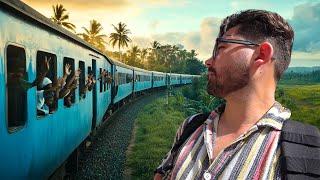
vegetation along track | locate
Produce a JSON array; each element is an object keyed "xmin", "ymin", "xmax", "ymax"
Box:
[{"xmin": 75, "ymin": 90, "xmax": 166, "ymax": 179}]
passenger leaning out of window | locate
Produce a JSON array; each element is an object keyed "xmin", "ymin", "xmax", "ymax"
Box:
[
  {"xmin": 98, "ymin": 69, "xmax": 112, "ymax": 85},
  {"xmin": 36, "ymin": 77, "xmax": 55, "ymax": 115},
  {"xmin": 63, "ymin": 68, "xmax": 81, "ymax": 107},
  {"xmin": 80, "ymin": 73, "xmax": 96, "ymax": 99}
]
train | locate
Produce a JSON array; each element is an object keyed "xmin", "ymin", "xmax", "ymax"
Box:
[{"xmin": 0, "ymin": 0, "xmax": 199, "ymax": 178}]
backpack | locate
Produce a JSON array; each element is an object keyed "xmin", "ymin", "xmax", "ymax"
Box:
[{"xmin": 156, "ymin": 113, "xmax": 320, "ymax": 179}]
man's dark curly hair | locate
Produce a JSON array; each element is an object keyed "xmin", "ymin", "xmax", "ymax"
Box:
[{"xmin": 218, "ymin": 9, "xmax": 294, "ymax": 81}]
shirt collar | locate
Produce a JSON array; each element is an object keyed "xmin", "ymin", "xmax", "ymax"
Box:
[{"xmin": 206, "ymin": 101, "xmax": 291, "ymax": 131}]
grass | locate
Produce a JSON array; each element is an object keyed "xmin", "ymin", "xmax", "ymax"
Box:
[
  {"xmin": 277, "ymin": 84, "xmax": 320, "ymax": 128},
  {"xmin": 125, "ymin": 96, "xmax": 186, "ymax": 179}
]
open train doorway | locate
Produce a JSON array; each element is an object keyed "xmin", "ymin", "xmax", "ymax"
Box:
[{"xmin": 91, "ymin": 59, "xmax": 97, "ymax": 130}]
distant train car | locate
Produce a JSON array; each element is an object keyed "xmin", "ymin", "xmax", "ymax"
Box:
[
  {"xmin": 152, "ymin": 71, "xmax": 166, "ymax": 88},
  {"xmin": 133, "ymin": 67, "xmax": 152, "ymax": 93},
  {"xmin": 181, "ymin": 74, "xmax": 194, "ymax": 84},
  {"xmin": 111, "ymin": 60, "xmax": 134, "ymax": 104},
  {"xmin": 0, "ymin": 0, "xmax": 111, "ymax": 177},
  {"xmin": 169, "ymin": 73, "xmax": 181, "ymax": 86}
]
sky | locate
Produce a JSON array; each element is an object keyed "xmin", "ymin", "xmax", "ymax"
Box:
[{"xmin": 21, "ymin": 0, "xmax": 320, "ymax": 67}]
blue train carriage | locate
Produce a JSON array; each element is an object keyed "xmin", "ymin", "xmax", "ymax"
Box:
[
  {"xmin": 0, "ymin": 0, "xmax": 112, "ymax": 177},
  {"xmin": 111, "ymin": 59, "xmax": 134, "ymax": 104},
  {"xmin": 151, "ymin": 71, "xmax": 166, "ymax": 88},
  {"xmin": 181, "ymin": 74, "xmax": 194, "ymax": 84},
  {"xmin": 133, "ymin": 67, "xmax": 152, "ymax": 93},
  {"xmin": 94, "ymin": 56, "xmax": 112, "ymax": 127},
  {"xmin": 169, "ymin": 73, "xmax": 181, "ymax": 86}
]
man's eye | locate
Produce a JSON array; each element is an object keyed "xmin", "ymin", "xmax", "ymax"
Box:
[{"xmin": 218, "ymin": 46, "xmax": 225, "ymax": 51}]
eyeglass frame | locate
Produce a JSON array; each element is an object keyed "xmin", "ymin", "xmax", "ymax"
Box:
[{"xmin": 212, "ymin": 37, "xmax": 260, "ymax": 59}]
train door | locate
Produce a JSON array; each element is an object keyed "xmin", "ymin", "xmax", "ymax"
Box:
[
  {"xmin": 132, "ymin": 69, "xmax": 135, "ymax": 92},
  {"xmin": 110, "ymin": 65, "xmax": 114, "ymax": 103},
  {"xmin": 151, "ymin": 72, "xmax": 154, "ymax": 88},
  {"xmin": 91, "ymin": 59, "xmax": 97, "ymax": 130}
]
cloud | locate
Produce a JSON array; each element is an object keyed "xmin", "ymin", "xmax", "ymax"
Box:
[
  {"xmin": 290, "ymin": 51, "xmax": 320, "ymax": 67},
  {"xmin": 290, "ymin": 2, "xmax": 320, "ymax": 52},
  {"xmin": 22, "ymin": 0, "xmax": 189, "ymax": 11},
  {"xmin": 149, "ymin": 20, "xmax": 160, "ymax": 32},
  {"xmin": 129, "ymin": 17, "xmax": 222, "ymax": 60},
  {"xmin": 152, "ymin": 32, "xmax": 186, "ymax": 45},
  {"xmin": 22, "ymin": 0, "xmax": 130, "ymax": 10},
  {"xmin": 131, "ymin": 36, "xmax": 152, "ymax": 49}
]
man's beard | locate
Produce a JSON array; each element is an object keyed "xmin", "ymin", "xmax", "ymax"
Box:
[{"xmin": 207, "ymin": 63, "xmax": 250, "ymax": 98}]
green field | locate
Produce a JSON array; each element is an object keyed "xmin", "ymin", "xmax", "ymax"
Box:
[
  {"xmin": 277, "ymin": 84, "xmax": 320, "ymax": 128},
  {"xmin": 125, "ymin": 96, "xmax": 186, "ymax": 179}
]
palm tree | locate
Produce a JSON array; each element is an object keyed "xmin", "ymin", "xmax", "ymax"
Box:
[
  {"xmin": 127, "ymin": 46, "xmax": 141, "ymax": 67},
  {"xmin": 78, "ymin": 20, "xmax": 107, "ymax": 52},
  {"xmin": 189, "ymin": 49, "xmax": 198, "ymax": 60},
  {"xmin": 51, "ymin": 4, "xmax": 76, "ymax": 32},
  {"xmin": 140, "ymin": 48, "xmax": 148, "ymax": 63},
  {"xmin": 109, "ymin": 22, "xmax": 131, "ymax": 61},
  {"xmin": 177, "ymin": 49, "xmax": 188, "ymax": 61}
]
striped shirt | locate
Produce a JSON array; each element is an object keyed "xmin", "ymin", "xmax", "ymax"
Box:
[{"xmin": 157, "ymin": 101, "xmax": 291, "ymax": 180}]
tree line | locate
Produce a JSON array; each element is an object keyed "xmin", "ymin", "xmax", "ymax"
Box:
[
  {"xmin": 50, "ymin": 4, "xmax": 206, "ymax": 75},
  {"xmin": 280, "ymin": 70, "xmax": 320, "ymax": 84}
]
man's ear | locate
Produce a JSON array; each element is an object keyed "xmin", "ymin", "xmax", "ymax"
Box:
[{"xmin": 254, "ymin": 42, "xmax": 274, "ymax": 67}]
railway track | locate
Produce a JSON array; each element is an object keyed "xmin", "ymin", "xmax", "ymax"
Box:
[{"xmin": 74, "ymin": 90, "xmax": 166, "ymax": 179}]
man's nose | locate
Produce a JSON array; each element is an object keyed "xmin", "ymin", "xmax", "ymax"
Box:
[{"xmin": 205, "ymin": 56, "xmax": 214, "ymax": 68}]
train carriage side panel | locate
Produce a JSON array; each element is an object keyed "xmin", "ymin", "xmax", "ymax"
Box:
[
  {"xmin": 134, "ymin": 69, "xmax": 152, "ymax": 92},
  {"xmin": 95, "ymin": 57, "xmax": 112, "ymax": 126},
  {"xmin": 113, "ymin": 65, "xmax": 133, "ymax": 104},
  {"xmin": 152, "ymin": 71, "xmax": 166, "ymax": 88}
]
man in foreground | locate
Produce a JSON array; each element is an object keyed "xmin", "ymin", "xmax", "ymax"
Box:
[{"xmin": 154, "ymin": 9, "xmax": 319, "ymax": 179}]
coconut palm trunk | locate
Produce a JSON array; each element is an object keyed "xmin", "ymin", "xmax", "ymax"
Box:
[{"xmin": 119, "ymin": 43, "xmax": 121, "ymax": 61}]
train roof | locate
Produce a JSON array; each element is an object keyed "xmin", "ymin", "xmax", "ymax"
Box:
[
  {"xmin": 133, "ymin": 66, "xmax": 152, "ymax": 74},
  {"xmin": 169, "ymin": 73, "xmax": 181, "ymax": 76},
  {"xmin": 108, "ymin": 57, "xmax": 134, "ymax": 70},
  {"xmin": 0, "ymin": 0, "xmax": 112, "ymax": 64},
  {"xmin": 151, "ymin": 71, "xmax": 167, "ymax": 75}
]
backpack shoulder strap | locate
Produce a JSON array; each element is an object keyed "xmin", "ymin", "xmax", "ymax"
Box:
[
  {"xmin": 280, "ymin": 119, "xmax": 320, "ymax": 179},
  {"xmin": 157, "ymin": 112, "xmax": 210, "ymax": 174},
  {"xmin": 171, "ymin": 112, "xmax": 210, "ymax": 152}
]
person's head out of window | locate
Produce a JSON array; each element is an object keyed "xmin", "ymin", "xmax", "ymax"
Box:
[
  {"xmin": 40, "ymin": 77, "xmax": 52, "ymax": 90},
  {"xmin": 43, "ymin": 91, "xmax": 54, "ymax": 106}
]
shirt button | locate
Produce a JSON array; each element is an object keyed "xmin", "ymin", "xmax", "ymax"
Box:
[{"xmin": 204, "ymin": 172, "xmax": 211, "ymax": 180}]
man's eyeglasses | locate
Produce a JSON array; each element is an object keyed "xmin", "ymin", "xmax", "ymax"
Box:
[{"xmin": 212, "ymin": 37, "xmax": 260, "ymax": 59}]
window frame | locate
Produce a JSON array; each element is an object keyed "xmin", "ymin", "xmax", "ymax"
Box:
[
  {"xmin": 5, "ymin": 43, "xmax": 28, "ymax": 133},
  {"xmin": 63, "ymin": 57, "xmax": 76, "ymax": 107},
  {"xmin": 79, "ymin": 61, "xmax": 86, "ymax": 100},
  {"xmin": 36, "ymin": 50, "xmax": 58, "ymax": 118}
]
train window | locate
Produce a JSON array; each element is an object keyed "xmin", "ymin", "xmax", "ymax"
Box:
[
  {"xmin": 63, "ymin": 57, "xmax": 75, "ymax": 107},
  {"xmin": 115, "ymin": 72, "xmax": 119, "ymax": 86},
  {"xmin": 118, "ymin": 73, "xmax": 126, "ymax": 85},
  {"xmin": 126, "ymin": 74, "xmax": 132, "ymax": 83},
  {"xmin": 106, "ymin": 70, "xmax": 109, "ymax": 90},
  {"xmin": 6, "ymin": 45, "xmax": 27, "ymax": 132},
  {"xmin": 79, "ymin": 61, "xmax": 86, "ymax": 100},
  {"xmin": 99, "ymin": 68, "xmax": 103, "ymax": 92},
  {"xmin": 103, "ymin": 69, "xmax": 106, "ymax": 92},
  {"xmin": 88, "ymin": 66, "xmax": 92, "ymax": 76},
  {"xmin": 36, "ymin": 51, "xmax": 58, "ymax": 116}
]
